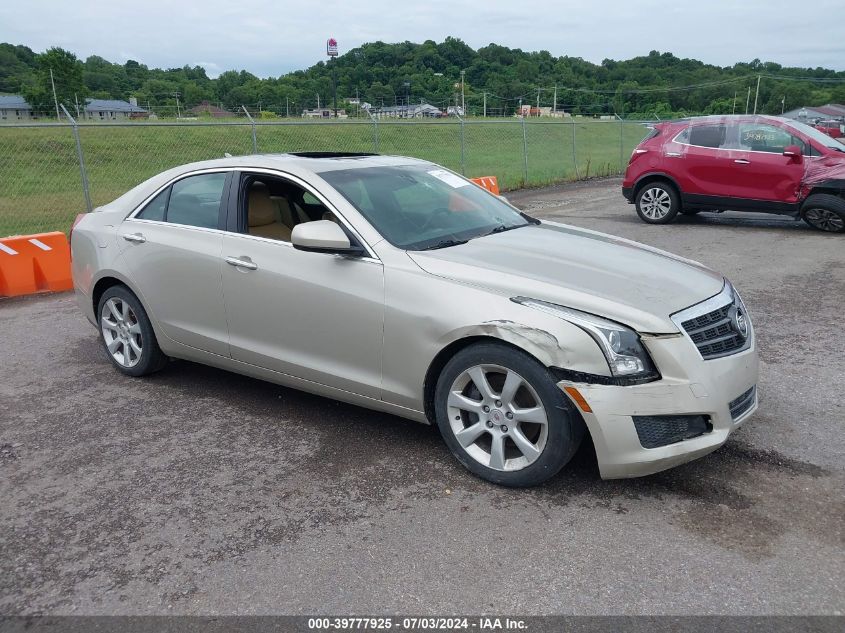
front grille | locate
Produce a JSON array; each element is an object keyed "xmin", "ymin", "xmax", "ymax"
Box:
[
  {"xmin": 729, "ymin": 386, "xmax": 757, "ymax": 420},
  {"xmin": 632, "ymin": 415, "xmax": 712, "ymax": 449},
  {"xmin": 680, "ymin": 299, "xmax": 748, "ymax": 360}
]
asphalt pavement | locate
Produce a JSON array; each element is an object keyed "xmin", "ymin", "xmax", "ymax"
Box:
[{"xmin": 1, "ymin": 178, "xmax": 843, "ymax": 615}]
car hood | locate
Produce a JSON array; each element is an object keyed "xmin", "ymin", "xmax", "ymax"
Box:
[{"xmin": 407, "ymin": 221, "xmax": 725, "ymax": 333}]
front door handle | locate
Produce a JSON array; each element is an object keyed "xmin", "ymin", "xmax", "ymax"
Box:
[
  {"xmin": 122, "ymin": 233, "xmax": 146, "ymax": 243},
  {"xmin": 665, "ymin": 151, "xmax": 682, "ymax": 157},
  {"xmin": 734, "ymin": 159, "xmax": 750, "ymax": 164},
  {"xmin": 225, "ymin": 256, "xmax": 258, "ymax": 270}
]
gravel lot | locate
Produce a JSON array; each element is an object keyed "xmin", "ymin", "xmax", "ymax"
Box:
[{"xmin": 1, "ymin": 178, "xmax": 843, "ymax": 616}]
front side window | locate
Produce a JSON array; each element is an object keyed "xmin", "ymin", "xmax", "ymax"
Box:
[
  {"xmin": 737, "ymin": 123, "xmax": 794, "ymax": 153},
  {"xmin": 321, "ymin": 165, "xmax": 531, "ymax": 250},
  {"xmin": 135, "ymin": 172, "xmax": 227, "ymax": 229}
]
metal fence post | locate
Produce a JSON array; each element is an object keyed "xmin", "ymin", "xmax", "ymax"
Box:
[
  {"xmin": 521, "ymin": 115, "xmax": 529, "ymax": 185},
  {"xmin": 459, "ymin": 116, "xmax": 466, "ymax": 175},
  {"xmin": 61, "ymin": 104, "xmax": 92, "ymax": 213},
  {"xmin": 619, "ymin": 117, "xmax": 624, "ymax": 174},
  {"xmin": 571, "ymin": 122, "xmax": 580, "ymax": 180},
  {"xmin": 242, "ymin": 105, "xmax": 258, "ymax": 153},
  {"xmin": 371, "ymin": 113, "xmax": 380, "ymax": 153}
]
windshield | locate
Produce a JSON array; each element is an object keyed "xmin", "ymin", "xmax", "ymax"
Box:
[
  {"xmin": 787, "ymin": 119, "xmax": 845, "ymax": 152},
  {"xmin": 321, "ymin": 165, "xmax": 532, "ymax": 250}
]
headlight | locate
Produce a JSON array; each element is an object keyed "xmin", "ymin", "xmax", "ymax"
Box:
[{"xmin": 511, "ymin": 297, "xmax": 656, "ymax": 377}]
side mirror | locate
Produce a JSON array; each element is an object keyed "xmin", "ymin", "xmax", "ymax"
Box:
[
  {"xmin": 783, "ymin": 145, "xmax": 803, "ymax": 161},
  {"xmin": 291, "ymin": 220, "xmax": 364, "ymax": 255}
]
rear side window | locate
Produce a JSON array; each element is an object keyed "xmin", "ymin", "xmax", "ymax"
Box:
[
  {"xmin": 684, "ymin": 124, "xmax": 727, "ymax": 148},
  {"xmin": 135, "ymin": 172, "xmax": 228, "ymax": 229},
  {"xmin": 137, "ymin": 188, "xmax": 169, "ymax": 221}
]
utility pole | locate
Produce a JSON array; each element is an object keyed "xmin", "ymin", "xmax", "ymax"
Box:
[
  {"xmin": 483, "ymin": 92, "xmax": 487, "ymax": 118},
  {"xmin": 536, "ymin": 88, "xmax": 541, "ymax": 116},
  {"xmin": 173, "ymin": 91, "xmax": 181, "ymax": 118},
  {"xmin": 49, "ymin": 68, "xmax": 60, "ymax": 119},
  {"xmin": 460, "ymin": 70, "xmax": 465, "ymax": 116},
  {"xmin": 732, "ymin": 91, "xmax": 736, "ymax": 115},
  {"xmin": 745, "ymin": 86, "xmax": 751, "ymax": 115},
  {"xmin": 781, "ymin": 96, "xmax": 785, "ymax": 114},
  {"xmin": 286, "ymin": 96, "xmax": 289, "ymax": 118},
  {"xmin": 753, "ymin": 75, "xmax": 761, "ymax": 115},
  {"xmin": 317, "ymin": 93, "xmax": 320, "ymax": 109},
  {"xmin": 74, "ymin": 92, "xmax": 80, "ymax": 118},
  {"xmin": 553, "ymin": 85, "xmax": 557, "ymax": 115}
]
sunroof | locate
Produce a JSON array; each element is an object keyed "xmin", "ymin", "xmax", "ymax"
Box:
[{"xmin": 288, "ymin": 152, "xmax": 379, "ymax": 159}]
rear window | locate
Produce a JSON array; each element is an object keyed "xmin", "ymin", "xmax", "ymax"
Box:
[{"xmin": 679, "ymin": 124, "xmax": 727, "ymax": 148}]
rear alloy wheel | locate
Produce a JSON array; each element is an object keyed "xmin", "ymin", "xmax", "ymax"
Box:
[
  {"xmin": 98, "ymin": 285, "xmax": 168, "ymax": 377},
  {"xmin": 635, "ymin": 182, "xmax": 680, "ymax": 224},
  {"xmin": 435, "ymin": 343, "xmax": 585, "ymax": 487},
  {"xmin": 801, "ymin": 194, "xmax": 845, "ymax": 233}
]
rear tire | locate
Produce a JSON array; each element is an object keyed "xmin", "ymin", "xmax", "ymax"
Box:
[
  {"xmin": 801, "ymin": 194, "xmax": 845, "ymax": 233},
  {"xmin": 434, "ymin": 342, "xmax": 586, "ymax": 487},
  {"xmin": 97, "ymin": 285, "xmax": 168, "ymax": 377},
  {"xmin": 635, "ymin": 181, "xmax": 681, "ymax": 224}
]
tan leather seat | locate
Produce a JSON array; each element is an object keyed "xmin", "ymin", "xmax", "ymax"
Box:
[{"xmin": 248, "ymin": 184, "xmax": 292, "ymax": 241}]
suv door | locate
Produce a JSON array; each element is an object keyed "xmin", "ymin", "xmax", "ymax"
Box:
[
  {"xmin": 220, "ymin": 172, "xmax": 384, "ymax": 399},
  {"xmin": 728, "ymin": 122, "xmax": 806, "ymax": 203},
  {"xmin": 119, "ymin": 170, "xmax": 232, "ymax": 357},
  {"xmin": 667, "ymin": 123, "xmax": 738, "ymax": 198}
]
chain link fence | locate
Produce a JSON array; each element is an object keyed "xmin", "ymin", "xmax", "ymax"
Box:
[{"xmin": 0, "ymin": 117, "xmax": 648, "ymax": 237}]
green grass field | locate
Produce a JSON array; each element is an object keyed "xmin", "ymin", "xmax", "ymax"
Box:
[{"xmin": 0, "ymin": 119, "xmax": 647, "ymax": 236}]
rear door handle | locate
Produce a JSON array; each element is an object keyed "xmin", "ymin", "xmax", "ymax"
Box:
[
  {"xmin": 734, "ymin": 159, "xmax": 750, "ymax": 164},
  {"xmin": 665, "ymin": 152, "xmax": 682, "ymax": 157},
  {"xmin": 122, "ymin": 233, "xmax": 146, "ymax": 243},
  {"xmin": 225, "ymin": 256, "xmax": 258, "ymax": 270}
]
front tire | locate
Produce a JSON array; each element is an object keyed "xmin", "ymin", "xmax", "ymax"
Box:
[
  {"xmin": 635, "ymin": 182, "xmax": 681, "ymax": 224},
  {"xmin": 801, "ymin": 194, "xmax": 845, "ymax": 233},
  {"xmin": 97, "ymin": 285, "xmax": 168, "ymax": 377},
  {"xmin": 434, "ymin": 343, "xmax": 586, "ymax": 487}
]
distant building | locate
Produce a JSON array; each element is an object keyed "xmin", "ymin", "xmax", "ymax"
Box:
[
  {"xmin": 84, "ymin": 97, "xmax": 148, "ymax": 121},
  {"xmin": 446, "ymin": 105, "xmax": 464, "ymax": 117},
  {"xmin": 782, "ymin": 104, "xmax": 845, "ymax": 124},
  {"xmin": 374, "ymin": 103, "xmax": 442, "ymax": 118},
  {"xmin": 301, "ymin": 108, "xmax": 348, "ymax": 119},
  {"xmin": 0, "ymin": 95, "xmax": 33, "ymax": 121},
  {"xmin": 189, "ymin": 101, "xmax": 233, "ymax": 118}
]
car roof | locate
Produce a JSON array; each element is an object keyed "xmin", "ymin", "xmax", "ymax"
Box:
[{"xmin": 168, "ymin": 153, "xmax": 431, "ymax": 175}]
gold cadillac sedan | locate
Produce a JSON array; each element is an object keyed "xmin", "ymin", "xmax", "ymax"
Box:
[{"xmin": 71, "ymin": 153, "xmax": 759, "ymax": 486}]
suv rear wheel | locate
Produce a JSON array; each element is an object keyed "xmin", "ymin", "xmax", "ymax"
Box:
[
  {"xmin": 635, "ymin": 182, "xmax": 680, "ymax": 224},
  {"xmin": 801, "ymin": 194, "xmax": 845, "ymax": 233}
]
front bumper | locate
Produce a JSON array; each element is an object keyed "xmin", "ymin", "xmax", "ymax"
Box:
[{"xmin": 558, "ymin": 333, "xmax": 759, "ymax": 478}]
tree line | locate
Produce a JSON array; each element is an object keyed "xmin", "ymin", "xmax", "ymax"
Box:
[{"xmin": 2, "ymin": 37, "xmax": 844, "ymax": 118}]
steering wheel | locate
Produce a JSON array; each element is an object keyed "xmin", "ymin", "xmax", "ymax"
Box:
[{"xmin": 414, "ymin": 207, "xmax": 453, "ymax": 232}]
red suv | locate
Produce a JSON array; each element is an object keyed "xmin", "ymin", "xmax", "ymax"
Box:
[
  {"xmin": 622, "ymin": 115, "xmax": 845, "ymax": 232},
  {"xmin": 814, "ymin": 120, "xmax": 845, "ymax": 139}
]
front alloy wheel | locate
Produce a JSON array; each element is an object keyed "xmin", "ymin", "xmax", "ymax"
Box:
[
  {"xmin": 447, "ymin": 364, "xmax": 548, "ymax": 472},
  {"xmin": 435, "ymin": 343, "xmax": 585, "ymax": 487}
]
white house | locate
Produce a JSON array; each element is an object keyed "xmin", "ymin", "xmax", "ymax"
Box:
[
  {"xmin": 84, "ymin": 98, "xmax": 148, "ymax": 121},
  {"xmin": 0, "ymin": 95, "xmax": 33, "ymax": 121}
]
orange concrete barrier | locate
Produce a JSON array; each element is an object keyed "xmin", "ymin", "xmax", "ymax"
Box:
[
  {"xmin": 471, "ymin": 176, "xmax": 500, "ymax": 195},
  {"xmin": 0, "ymin": 232, "xmax": 73, "ymax": 297}
]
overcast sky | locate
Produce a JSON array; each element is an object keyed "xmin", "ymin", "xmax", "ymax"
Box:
[{"xmin": 2, "ymin": 0, "xmax": 843, "ymax": 78}]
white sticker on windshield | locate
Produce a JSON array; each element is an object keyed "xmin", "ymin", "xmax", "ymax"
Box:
[{"xmin": 428, "ymin": 169, "xmax": 470, "ymax": 188}]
